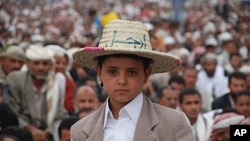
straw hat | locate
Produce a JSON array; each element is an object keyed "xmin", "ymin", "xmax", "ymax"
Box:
[{"xmin": 73, "ymin": 20, "xmax": 181, "ymax": 73}]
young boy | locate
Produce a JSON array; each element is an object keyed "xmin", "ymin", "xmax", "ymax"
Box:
[
  {"xmin": 235, "ymin": 90, "xmax": 250, "ymax": 117},
  {"xmin": 70, "ymin": 20, "xmax": 194, "ymax": 141}
]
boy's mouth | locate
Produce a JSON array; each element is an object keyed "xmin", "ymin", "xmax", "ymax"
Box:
[{"xmin": 115, "ymin": 89, "xmax": 129, "ymax": 93}]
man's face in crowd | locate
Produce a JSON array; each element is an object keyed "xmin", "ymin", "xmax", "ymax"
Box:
[
  {"xmin": 180, "ymin": 94, "xmax": 201, "ymax": 121},
  {"xmin": 229, "ymin": 77, "xmax": 246, "ymax": 94},
  {"xmin": 203, "ymin": 60, "xmax": 217, "ymax": 77},
  {"xmin": 183, "ymin": 69, "xmax": 197, "ymax": 88},
  {"xmin": 60, "ymin": 129, "xmax": 71, "ymax": 141},
  {"xmin": 75, "ymin": 86, "xmax": 98, "ymax": 111},
  {"xmin": 157, "ymin": 89, "xmax": 179, "ymax": 109},
  {"xmin": 225, "ymin": 42, "xmax": 238, "ymax": 54},
  {"xmin": 170, "ymin": 82, "xmax": 185, "ymax": 91},
  {"xmin": 27, "ymin": 60, "xmax": 52, "ymax": 80},
  {"xmin": 54, "ymin": 54, "xmax": 68, "ymax": 74},
  {"xmin": 0, "ymin": 57, "xmax": 24, "ymax": 75}
]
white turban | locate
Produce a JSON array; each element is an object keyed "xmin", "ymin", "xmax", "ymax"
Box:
[{"xmin": 26, "ymin": 45, "xmax": 54, "ymax": 61}]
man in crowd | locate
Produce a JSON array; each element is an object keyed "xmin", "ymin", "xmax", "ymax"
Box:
[
  {"xmin": 212, "ymin": 72, "xmax": 247, "ymax": 110},
  {"xmin": 156, "ymin": 86, "xmax": 179, "ymax": 109},
  {"xmin": 58, "ymin": 116, "xmax": 79, "ymax": 141},
  {"xmin": 6, "ymin": 46, "xmax": 67, "ymax": 141},
  {"xmin": 0, "ymin": 46, "xmax": 26, "ymax": 79},
  {"xmin": 179, "ymin": 88, "xmax": 213, "ymax": 141},
  {"xmin": 74, "ymin": 85, "xmax": 98, "ymax": 113},
  {"xmin": 183, "ymin": 66, "xmax": 212, "ymax": 112},
  {"xmin": 196, "ymin": 53, "xmax": 228, "ymax": 99}
]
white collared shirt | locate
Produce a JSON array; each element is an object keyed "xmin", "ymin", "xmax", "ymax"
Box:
[{"xmin": 103, "ymin": 93, "xmax": 143, "ymax": 141}]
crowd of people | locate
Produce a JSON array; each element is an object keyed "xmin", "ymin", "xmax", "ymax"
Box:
[{"xmin": 0, "ymin": 0, "xmax": 250, "ymax": 141}]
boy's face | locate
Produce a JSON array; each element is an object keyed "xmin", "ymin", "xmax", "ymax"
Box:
[
  {"xmin": 96, "ymin": 57, "xmax": 151, "ymax": 108},
  {"xmin": 235, "ymin": 95, "xmax": 250, "ymax": 117}
]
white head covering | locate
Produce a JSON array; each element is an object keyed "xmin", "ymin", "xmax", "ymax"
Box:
[
  {"xmin": 31, "ymin": 34, "xmax": 45, "ymax": 43},
  {"xmin": 164, "ymin": 36, "xmax": 176, "ymax": 45},
  {"xmin": 205, "ymin": 37, "xmax": 218, "ymax": 47},
  {"xmin": 46, "ymin": 45, "xmax": 67, "ymax": 56},
  {"xmin": 26, "ymin": 45, "xmax": 54, "ymax": 61},
  {"xmin": 217, "ymin": 32, "xmax": 233, "ymax": 43},
  {"xmin": 239, "ymin": 65, "xmax": 250, "ymax": 74}
]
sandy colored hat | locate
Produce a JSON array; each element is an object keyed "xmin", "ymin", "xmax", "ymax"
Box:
[
  {"xmin": 73, "ymin": 20, "xmax": 181, "ymax": 73},
  {"xmin": 0, "ymin": 46, "xmax": 26, "ymax": 62}
]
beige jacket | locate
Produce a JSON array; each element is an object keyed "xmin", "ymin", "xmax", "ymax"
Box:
[{"xmin": 70, "ymin": 95, "xmax": 195, "ymax": 141}]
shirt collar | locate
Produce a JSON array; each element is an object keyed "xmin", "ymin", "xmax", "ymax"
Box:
[{"xmin": 103, "ymin": 93, "xmax": 143, "ymax": 129}]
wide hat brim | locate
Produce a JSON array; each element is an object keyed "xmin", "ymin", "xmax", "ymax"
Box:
[
  {"xmin": 73, "ymin": 20, "xmax": 181, "ymax": 73},
  {"xmin": 73, "ymin": 47, "xmax": 181, "ymax": 73}
]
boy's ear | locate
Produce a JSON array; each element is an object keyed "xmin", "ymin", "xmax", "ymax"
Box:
[
  {"xmin": 96, "ymin": 65, "xmax": 102, "ymax": 81},
  {"xmin": 144, "ymin": 67, "xmax": 152, "ymax": 83}
]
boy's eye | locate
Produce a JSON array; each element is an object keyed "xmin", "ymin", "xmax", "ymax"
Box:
[
  {"xmin": 107, "ymin": 70, "xmax": 117, "ymax": 75},
  {"xmin": 128, "ymin": 70, "xmax": 138, "ymax": 76}
]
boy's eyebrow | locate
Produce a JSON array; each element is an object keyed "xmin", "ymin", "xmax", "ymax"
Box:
[{"xmin": 105, "ymin": 66, "xmax": 140, "ymax": 70}]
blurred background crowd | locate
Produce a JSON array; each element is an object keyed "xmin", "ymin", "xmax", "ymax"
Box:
[{"xmin": 1, "ymin": 0, "xmax": 250, "ymax": 141}]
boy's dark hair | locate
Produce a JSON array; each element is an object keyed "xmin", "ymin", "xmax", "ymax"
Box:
[
  {"xmin": 96, "ymin": 54, "xmax": 152, "ymax": 71},
  {"xmin": 228, "ymin": 72, "xmax": 246, "ymax": 84},
  {"xmin": 0, "ymin": 126, "xmax": 33, "ymax": 141},
  {"xmin": 178, "ymin": 88, "xmax": 201, "ymax": 104},
  {"xmin": 58, "ymin": 116, "xmax": 79, "ymax": 139},
  {"xmin": 235, "ymin": 90, "xmax": 250, "ymax": 103},
  {"xmin": 168, "ymin": 75, "xmax": 186, "ymax": 86}
]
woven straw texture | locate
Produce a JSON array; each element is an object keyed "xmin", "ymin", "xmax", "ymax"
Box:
[{"xmin": 73, "ymin": 20, "xmax": 180, "ymax": 73}]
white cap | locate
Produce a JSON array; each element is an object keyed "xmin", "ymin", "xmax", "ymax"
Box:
[
  {"xmin": 217, "ymin": 32, "xmax": 233, "ymax": 43},
  {"xmin": 205, "ymin": 37, "xmax": 218, "ymax": 46},
  {"xmin": 239, "ymin": 65, "xmax": 250, "ymax": 74},
  {"xmin": 164, "ymin": 36, "xmax": 176, "ymax": 45},
  {"xmin": 203, "ymin": 22, "xmax": 216, "ymax": 34},
  {"xmin": 31, "ymin": 34, "xmax": 45, "ymax": 43},
  {"xmin": 46, "ymin": 45, "xmax": 67, "ymax": 56},
  {"xmin": 26, "ymin": 45, "xmax": 54, "ymax": 61}
]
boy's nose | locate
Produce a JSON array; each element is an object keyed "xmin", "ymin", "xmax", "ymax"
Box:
[{"xmin": 117, "ymin": 73, "xmax": 127, "ymax": 85}]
